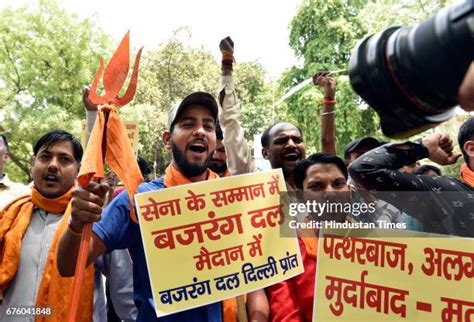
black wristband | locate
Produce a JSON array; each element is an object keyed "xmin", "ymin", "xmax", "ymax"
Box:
[{"xmin": 412, "ymin": 139, "xmax": 430, "ymax": 160}]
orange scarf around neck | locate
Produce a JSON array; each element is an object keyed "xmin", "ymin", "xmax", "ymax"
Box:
[
  {"xmin": 164, "ymin": 163, "xmax": 219, "ymax": 187},
  {"xmin": 0, "ymin": 187, "xmax": 93, "ymax": 321},
  {"xmin": 461, "ymin": 163, "xmax": 474, "ymax": 188}
]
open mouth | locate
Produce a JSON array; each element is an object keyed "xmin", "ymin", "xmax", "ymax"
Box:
[
  {"xmin": 282, "ymin": 152, "xmax": 300, "ymax": 162},
  {"xmin": 44, "ymin": 174, "xmax": 59, "ymax": 183},
  {"xmin": 188, "ymin": 142, "xmax": 207, "ymax": 154}
]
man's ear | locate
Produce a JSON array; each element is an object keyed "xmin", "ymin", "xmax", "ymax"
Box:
[
  {"xmin": 262, "ymin": 148, "xmax": 269, "ymax": 160},
  {"xmin": 464, "ymin": 140, "xmax": 474, "ymax": 160},
  {"xmin": 162, "ymin": 131, "xmax": 172, "ymax": 151}
]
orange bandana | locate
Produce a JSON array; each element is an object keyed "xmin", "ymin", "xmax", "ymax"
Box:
[
  {"xmin": 461, "ymin": 163, "xmax": 474, "ymax": 188},
  {"xmin": 0, "ymin": 187, "xmax": 93, "ymax": 321},
  {"xmin": 163, "ymin": 163, "xmax": 219, "ymax": 187}
]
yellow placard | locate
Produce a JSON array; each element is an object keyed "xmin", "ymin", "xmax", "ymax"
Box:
[
  {"xmin": 135, "ymin": 169, "xmax": 303, "ymax": 317},
  {"xmin": 81, "ymin": 120, "xmax": 139, "ymax": 155},
  {"xmin": 314, "ymin": 229, "xmax": 474, "ymax": 321}
]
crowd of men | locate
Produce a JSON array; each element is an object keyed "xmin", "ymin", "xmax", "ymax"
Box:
[{"xmin": 0, "ymin": 35, "xmax": 473, "ymax": 322}]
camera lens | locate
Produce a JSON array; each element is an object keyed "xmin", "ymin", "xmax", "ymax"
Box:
[{"xmin": 349, "ymin": 2, "xmax": 474, "ymax": 138}]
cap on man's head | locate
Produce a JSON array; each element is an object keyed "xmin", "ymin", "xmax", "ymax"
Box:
[
  {"xmin": 167, "ymin": 92, "xmax": 218, "ymax": 131},
  {"xmin": 344, "ymin": 137, "xmax": 381, "ymax": 160}
]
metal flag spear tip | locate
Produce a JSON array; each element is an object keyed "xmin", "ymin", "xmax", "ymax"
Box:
[
  {"xmin": 270, "ymin": 68, "xmax": 347, "ymax": 110},
  {"xmin": 88, "ymin": 31, "xmax": 143, "ymax": 107},
  {"xmin": 327, "ymin": 68, "xmax": 347, "ymax": 76},
  {"xmin": 67, "ymin": 32, "xmax": 144, "ymax": 322}
]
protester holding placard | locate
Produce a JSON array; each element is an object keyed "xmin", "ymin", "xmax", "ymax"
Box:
[{"xmin": 58, "ymin": 92, "xmax": 224, "ymax": 321}]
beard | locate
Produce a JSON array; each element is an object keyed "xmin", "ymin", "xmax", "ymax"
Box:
[
  {"xmin": 171, "ymin": 141, "xmax": 213, "ymax": 178},
  {"xmin": 210, "ymin": 161, "xmax": 227, "ymax": 176}
]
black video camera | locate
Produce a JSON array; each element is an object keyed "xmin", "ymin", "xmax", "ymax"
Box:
[{"xmin": 349, "ymin": 1, "xmax": 474, "ymax": 138}]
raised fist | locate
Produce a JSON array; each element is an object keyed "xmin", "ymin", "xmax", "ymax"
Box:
[{"xmin": 219, "ymin": 36, "xmax": 234, "ymax": 56}]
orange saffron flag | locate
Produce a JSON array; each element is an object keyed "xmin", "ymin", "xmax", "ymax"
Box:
[{"xmin": 78, "ymin": 32, "xmax": 143, "ymax": 222}]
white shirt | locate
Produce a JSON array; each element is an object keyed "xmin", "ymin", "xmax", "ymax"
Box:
[{"xmin": 0, "ymin": 174, "xmax": 30, "ymax": 211}]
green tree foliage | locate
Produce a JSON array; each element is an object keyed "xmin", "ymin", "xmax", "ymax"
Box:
[
  {"xmin": 359, "ymin": 0, "xmax": 456, "ymax": 35},
  {"xmin": 281, "ymin": 0, "xmax": 373, "ymax": 156},
  {"xmin": 233, "ymin": 62, "xmax": 276, "ymax": 143},
  {"xmin": 0, "ymin": 5, "xmax": 273, "ymax": 181},
  {"xmin": 289, "ymin": 0, "xmax": 368, "ymax": 70},
  {"xmin": 0, "ymin": 0, "xmax": 111, "ymax": 182},
  {"xmin": 135, "ymin": 28, "xmax": 220, "ymax": 110}
]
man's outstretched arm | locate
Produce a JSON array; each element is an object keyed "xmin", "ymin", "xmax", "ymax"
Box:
[
  {"xmin": 314, "ymin": 72, "xmax": 337, "ymax": 155},
  {"xmin": 57, "ymin": 182, "xmax": 108, "ymax": 277}
]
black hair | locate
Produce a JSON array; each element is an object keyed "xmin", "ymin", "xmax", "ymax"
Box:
[
  {"xmin": 261, "ymin": 122, "xmax": 303, "ymax": 148},
  {"xmin": 33, "ymin": 130, "xmax": 83, "ymax": 163},
  {"xmin": 294, "ymin": 153, "xmax": 348, "ymax": 190},
  {"xmin": 0, "ymin": 134, "xmax": 8, "ymax": 150},
  {"xmin": 216, "ymin": 121, "xmax": 223, "ymax": 141},
  {"xmin": 414, "ymin": 164, "xmax": 442, "ymax": 176},
  {"xmin": 137, "ymin": 155, "xmax": 152, "ymax": 180},
  {"xmin": 458, "ymin": 117, "xmax": 474, "ymax": 165}
]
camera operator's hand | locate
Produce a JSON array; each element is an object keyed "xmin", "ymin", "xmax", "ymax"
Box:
[
  {"xmin": 313, "ymin": 72, "xmax": 336, "ymax": 99},
  {"xmin": 83, "ymin": 87, "xmax": 98, "ymax": 112},
  {"xmin": 459, "ymin": 62, "xmax": 474, "ymax": 111},
  {"xmin": 422, "ymin": 133, "xmax": 462, "ymax": 166},
  {"xmin": 69, "ymin": 181, "xmax": 110, "ymax": 233}
]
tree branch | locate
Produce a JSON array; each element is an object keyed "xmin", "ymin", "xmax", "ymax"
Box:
[{"xmin": 2, "ymin": 37, "xmax": 24, "ymax": 93}]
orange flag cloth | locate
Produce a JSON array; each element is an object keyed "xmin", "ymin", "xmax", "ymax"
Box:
[
  {"xmin": 0, "ymin": 188, "xmax": 93, "ymax": 321},
  {"xmin": 78, "ymin": 104, "xmax": 143, "ymax": 222},
  {"xmin": 461, "ymin": 163, "xmax": 474, "ymax": 188}
]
